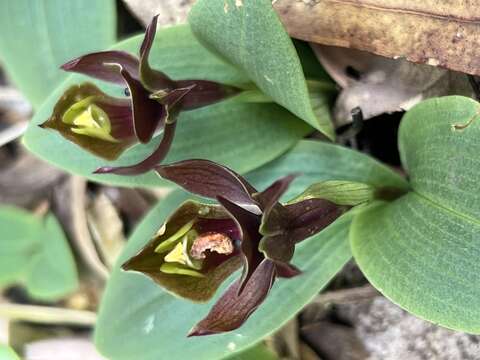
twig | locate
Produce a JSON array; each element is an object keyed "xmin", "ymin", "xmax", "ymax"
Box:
[
  {"xmin": 0, "ymin": 121, "xmax": 28, "ymax": 147},
  {"xmin": 70, "ymin": 176, "xmax": 109, "ymax": 280},
  {"xmin": 0, "ymin": 303, "xmax": 96, "ymax": 326},
  {"xmin": 311, "ymin": 285, "xmax": 379, "ymax": 305}
]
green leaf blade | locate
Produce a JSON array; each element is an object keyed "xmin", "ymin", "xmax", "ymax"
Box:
[
  {"xmin": 0, "ymin": 0, "xmax": 116, "ymax": 108},
  {"xmin": 189, "ymin": 0, "xmax": 335, "ymax": 138},
  {"xmin": 351, "ymin": 193, "xmax": 480, "ymax": 333}
]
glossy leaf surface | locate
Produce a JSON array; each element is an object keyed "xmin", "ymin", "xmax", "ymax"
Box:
[{"xmin": 351, "ymin": 96, "xmax": 480, "ymax": 333}]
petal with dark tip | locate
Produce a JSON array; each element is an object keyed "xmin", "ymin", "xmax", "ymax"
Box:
[
  {"xmin": 285, "ymin": 198, "xmax": 349, "ymax": 244},
  {"xmin": 217, "ymin": 196, "xmax": 263, "ymax": 294},
  {"xmin": 118, "ymin": 66, "xmax": 166, "ymax": 143},
  {"xmin": 175, "ymin": 79, "xmax": 240, "ymax": 110},
  {"xmin": 40, "ymin": 83, "xmax": 134, "ymax": 161},
  {"xmin": 61, "ymin": 50, "xmax": 140, "ymax": 84},
  {"xmin": 258, "ymin": 234, "xmax": 295, "ymax": 263},
  {"xmin": 274, "ymin": 261, "xmax": 302, "ymax": 278},
  {"xmin": 139, "ymin": 14, "xmax": 175, "ymax": 91},
  {"xmin": 188, "ymin": 259, "xmax": 275, "ymax": 336},
  {"xmin": 94, "ymin": 116, "xmax": 177, "ymax": 175},
  {"xmin": 256, "ymin": 174, "xmax": 298, "ymax": 236},
  {"xmin": 259, "ymin": 199, "xmax": 348, "ymax": 262},
  {"xmin": 156, "ymin": 159, "xmax": 258, "ymax": 209},
  {"xmin": 151, "ymin": 84, "xmax": 197, "ymax": 110}
]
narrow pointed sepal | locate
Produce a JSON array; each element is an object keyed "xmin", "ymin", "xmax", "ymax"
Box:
[
  {"xmin": 61, "ymin": 50, "xmax": 140, "ymax": 84},
  {"xmin": 156, "ymin": 159, "xmax": 258, "ymax": 209},
  {"xmin": 94, "ymin": 118, "xmax": 177, "ymax": 175},
  {"xmin": 175, "ymin": 79, "xmax": 240, "ymax": 110},
  {"xmin": 188, "ymin": 259, "xmax": 275, "ymax": 336},
  {"xmin": 139, "ymin": 14, "xmax": 175, "ymax": 91}
]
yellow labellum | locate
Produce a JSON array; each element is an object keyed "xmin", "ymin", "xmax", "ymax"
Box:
[
  {"xmin": 154, "ymin": 219, "xmax": 195, "ymax": 253},
  {"xmin": 62, "ymin": 97, "xmax": 118, "ymax": 143},
  {"xmin": 159, "ymin": 263, "xmax": 204, "ymax": 278}
]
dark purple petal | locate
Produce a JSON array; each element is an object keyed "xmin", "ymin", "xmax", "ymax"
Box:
[
  {"xmin": 256, "ymin": 174, "xmax": 298, "ymax": 236},
  {"xmin": 259, "ymin": 199, "xmax": 347, "ymax": 263},
  {"xmin": 216, "ymin": 196, "xmax": 263, "ymax": 294},
  {"xmin": 39, "ymin": 83, "xmax": 135, "ymax": 161},
  {"xmin": 188, "ymin": 259, "xmax": 275, "ymax": 336},
  {"xmin": 119, "ymin": 66, "xmax": 166, "ymax": 143},
  {"xmin": 61, "ymin": 50, "xmax": 140, "ymax": 84},
  {"xmin": 94, "ymin": 117, "xmax": 177, "ymax": 175},
  {"xmin": 285, "ymin": 199, "xmax": 349, "ymax": 244},
  {"xmin": 156, "ymin": 160, "xmax": 258, "ymax": 208},
  {"xmin": 175, "ymin": 79, "xmax": 240, "ymax": 110},
  {"xmin": 274, "ymin": 262, "xmax": 302, "ymax": 278},
  {"xmin": 139, "ymin": 15, "xmax": 175, "ymax": 91},
  {"xmin": 258, "ymin": 234, "xmax": 295, "ymax": 263},
  {"xmin": 152, "ymin": 85, "xmax": 197, "ymax": 108},
  {"xmin": 255, "ymin": 174, "xmax": 298, "ymax": 213},
  {"xmin": 96, "ymin": 97, "xmax": 135, "ymax": 140}
]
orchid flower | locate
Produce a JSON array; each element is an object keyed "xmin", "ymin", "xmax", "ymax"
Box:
[
  {"xmin": 40, "ymin": 15, "xmax": 239, "ymax": 175},
  {"xmin": 123, "ymin": 159, "xmax": 349, "ymax": 336}
]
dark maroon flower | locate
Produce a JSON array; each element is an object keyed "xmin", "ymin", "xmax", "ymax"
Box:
[
  {"xmin": 40, "ymin": 15, "xmax": 239, "ymax": 175},
  {"xmin": 145, "ymin": 159, "xmax": 350, "ymax": 336}
]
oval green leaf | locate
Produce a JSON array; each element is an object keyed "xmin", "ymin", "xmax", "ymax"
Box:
[{"xmin": 351, "ymin": 96, "xmax": 480, "ymax": 333}]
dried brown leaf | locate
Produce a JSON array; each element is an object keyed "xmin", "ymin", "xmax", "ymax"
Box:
[{"xmin": 274, "ymin": 0, "xmax": 480, "ymax": 76}]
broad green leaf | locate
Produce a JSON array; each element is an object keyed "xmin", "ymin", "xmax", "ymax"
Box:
[
  {"xmin": 351, "ymin": 96, "xmax": 480, "ymax": 333},
  {"xmin": 0, "ymin": 345, "xmax": 20, "ymax": 360},
  {"xmin": 23, "ymin": 25, "xmax": 310, "ymax": 188},
  {"xmin": 0, "ymin": 0, "xmax": 116, "ymax": 109},
  {"xmin": 94, "ymin": 140, "xmax": 405, "ymax": 360},
  {"xmin": 0, "ymin": 207, "xmax": 78, "ymax": 301},
  {"xmin": 189, "ymin": 0, "xmax": 335, "ymax": 138}
]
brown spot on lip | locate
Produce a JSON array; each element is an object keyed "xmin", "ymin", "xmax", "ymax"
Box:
[{"xmin": 190, "ymin": 232, "xmax": 234, "ymax": 259}]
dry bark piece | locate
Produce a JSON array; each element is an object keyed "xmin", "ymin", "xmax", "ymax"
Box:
[{"xmin": 274, "ymin": 0, "xmax": 480, "ymax": 76}]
